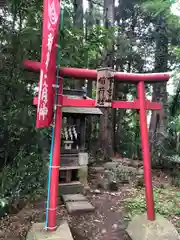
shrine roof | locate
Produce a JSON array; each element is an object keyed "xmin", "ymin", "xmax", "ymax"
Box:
[
  {"xmin": 62, "ymin": 107, "xmax": 102, "ymax": 115},
  {"xmin": 62, "ymin": 95, "xmax": 102, "ymax": 115}
]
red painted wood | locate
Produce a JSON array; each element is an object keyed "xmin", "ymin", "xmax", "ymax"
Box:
[
  {"xmin": 112, "ymin": 100, "xmax": 139, "ymax": 109},
  {"xmin": 138, "ymin": 81, "xmax": 155, "ymax": 221},
  {"xmin": 48, "ymin": 78, "xmax": 63, "ymax": 231},
  {"xmin": 62, "ymin": 96, "xmax": 96, "ymax": 107},
  {"xmin": 33, "ymin": 97, "xmax": 38, "ymax": 105},
  {"xmin": 146, "ymin": 100, "xmax": 161, "ymax": 110},
  {"xmin": 24, "ymin": 60, "xmax": 170, "ymax": 83},
  {"xmin": 33, "ymin": 96, "xmax": 161, "ymax": 110},
  {"xmin": 112, "ymin": 100, "xmax": 161, "ymax": 110}
]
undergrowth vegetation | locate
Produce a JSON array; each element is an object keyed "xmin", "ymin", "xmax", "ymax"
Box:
[
  {"xmin": 124, "ymin": 186, "xmax": 180, "ymax": 232},
  {"xmin": 0, "ymin": 149, "xmax": 47, "ymax": 217}
]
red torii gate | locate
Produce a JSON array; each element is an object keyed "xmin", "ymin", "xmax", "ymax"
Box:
[
  {"xmin": 23, "ymin": 0, "xmax": 170, "ymax": 233},
  {"xmin": 24, "ymin": 59, "xmax": 170, "ymax": 231}
]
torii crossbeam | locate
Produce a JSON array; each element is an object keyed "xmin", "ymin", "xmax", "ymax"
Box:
[{"xmin": 23, "ymin": 0, "xmax": 170, "ymax": 233}]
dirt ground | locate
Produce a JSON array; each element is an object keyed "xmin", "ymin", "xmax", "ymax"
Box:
[{"xmin": 0, "ymin": 167, "xmax": 179, "ymax": 240}]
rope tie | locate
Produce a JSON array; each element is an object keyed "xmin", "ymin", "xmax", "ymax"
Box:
[{"xmin": 48, "ymin": 165, "xmax": 60, "ymax": 168}]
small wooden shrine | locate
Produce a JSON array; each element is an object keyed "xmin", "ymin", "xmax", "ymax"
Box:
[{"xmin": 59, "ymin": 88, "xmax": 102, "ymax": 194}]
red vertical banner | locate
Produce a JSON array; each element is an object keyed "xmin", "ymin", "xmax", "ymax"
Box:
[{"xmin": 36, "ymin": 0, "xmax": 61, "ymax": 128}]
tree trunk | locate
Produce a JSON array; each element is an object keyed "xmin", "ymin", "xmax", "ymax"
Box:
[
  {"xmin": 113, "ymin": 0, "xmax": 128, "ymax": 154},
  {"xmin": 87, "ymin": 0, "xmax": 93, "ymax": 98},
  {"xmin": 74, "ymin": 0, "xmax": 83, "ymax": 29},
  {"xmin": 86, "ymin": 0, "xmax": 94, "ymax": 150},
  {"xmin": 73, "ymin": 0, "xmax": 84, "ymax": 89},
  {"xmin": 149, "ymin": 16, "xmax": 168, "ymax": 150},
  {"xmin": 99, "ymin": 0, "xmax": 115, "ymax": 160}
]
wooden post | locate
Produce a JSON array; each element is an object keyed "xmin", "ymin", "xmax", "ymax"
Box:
[
  {"xmin": 96, "ymin": 68, "xmax": 115, "ymax": 107},
  {"xmin": 80, "ymin": 116, "xmax": 86, "ymax": 151}
]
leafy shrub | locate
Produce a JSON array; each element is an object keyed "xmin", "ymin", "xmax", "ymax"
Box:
[
  {"xmin": 0, "ymin": 147, "xmax": 47, "ymax": 216},
  {"xmin": 109, "ymin": 166, "xmax": 137, "ymax": 184},
  {"xmin": 124, "ymin": 187, "xmax": 180, "ymax": 218}
]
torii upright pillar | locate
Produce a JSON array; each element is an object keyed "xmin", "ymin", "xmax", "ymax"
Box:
[{"xmin": 138, "ymin": 81, "xmax": 154, "ymax": 220}]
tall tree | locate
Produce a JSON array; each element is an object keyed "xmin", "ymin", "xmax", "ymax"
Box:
[
  {"xmin": 85, "ymin": 0, "xmax": 94, "ymax": 150},
  {"xmin": 73, "ymin": 0, "xmax": 84, "ymax": 89},
  {"xmin": 149, "ymin": 17, "xmax": 169, "ymax": 150},
  {"xmin": 99, "ymin": 0, "xmax": 115, "ymax": 160},
  {"xmin": 86, "ymin": 0, "xmax": 94, "ymax": 98},
  {"xmin": 74, "ymin": 0, "xmax": 84, "ymax": 29}
]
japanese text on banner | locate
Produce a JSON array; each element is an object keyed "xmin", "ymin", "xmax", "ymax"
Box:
[{"xmin": 36, "ymin": 0, "xmax": 60, "ymax": 128}]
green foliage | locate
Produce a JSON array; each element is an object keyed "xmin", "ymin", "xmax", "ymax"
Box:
[
  {"xmin": 61, "ymin": 25, "xmax": 115, "ymax": 69},
  {"xmin": 0, "ymin": 147, "xmax": 47, "ymax": 216},
  {"xmin": 0, "ymin": 150, "xmax": 46, "ymax": 198},
  {"xmin": 115, "ymin": 110, "xmax": 141, "ymax": 159},
  {"xmin": 109, "ymin": 167, "xmax": 134, "ymax": 183},
  {"xmin": 124, "ymin": 187, "xmax": 180, "ymax": 218},
  {"xmin": 0, "ymin": 0, "xmax": 48, "ymax": 215},
  {"xmin": 142, "ymin": 0, "xmax": 171, "ymax": 17}
]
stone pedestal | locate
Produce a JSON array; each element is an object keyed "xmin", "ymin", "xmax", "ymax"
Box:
[
  {"xmin": 78, "ymin": 153, "xmax": 88, "ymax": 188},
  {"xmin": 78, "ymin": 152, "xmax": 88, "ymax": 166},
  {"xmin": 78, "ymin": 166, "xmax": 88, "ymax": 187},
  {"xmin": 126, "ymin": 213, "xmax": 180, "ymax": 240},
  {"xmin": 26, "ymin": 221, "xmax": 73, "ymax": 240}
]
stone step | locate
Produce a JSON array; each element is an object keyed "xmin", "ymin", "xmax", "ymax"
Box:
[
  {"xmin": 62, "ymin": 194, "xmax": 87, "ymax": 202},
  {"xmin": 62, "ymin": 194, "xmax": 94, "ymax": 214},
  {"xmin": 58, "ymin": 181, "xmax": 84, "ymax": 196},
  {"xmin": 66, "ymin": 201, "xmax": 94, "ymax": 214}
]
